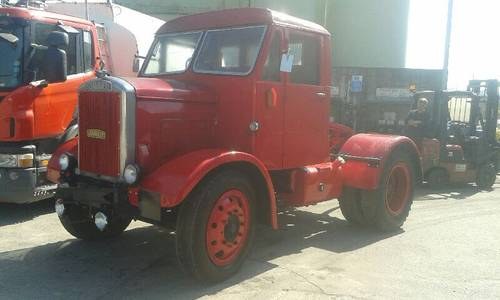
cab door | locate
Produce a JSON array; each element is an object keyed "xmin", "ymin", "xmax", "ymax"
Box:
[
  {"xmin": 254, "ymin": 28, "xmax": 285, "ymax": 170},
  {"xmin": 282, "ymin": 30, "xmax": 330, "ymax": 168},
  {"xmin": 32, "ymin": 25, "xmax": 96, "ymax": 139}
]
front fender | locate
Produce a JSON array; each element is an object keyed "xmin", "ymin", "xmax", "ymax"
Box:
[
  {"xmin": 339, "ymin": 134, "xmax": 421, "ymax": 190},
  {"xmin": 140, "ymin": 149, "xmax": 278, "ymax": 229},
  {"xmin": 47, "ymin": 137, "xmax": 79, "ymax": 183}
]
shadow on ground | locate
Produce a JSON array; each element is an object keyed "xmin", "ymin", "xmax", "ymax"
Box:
[
  {"xmin": 0, "ymin": 203, "xmax": 401, "ymax": 299},
  {"xmin": 415, "ymin": 182, "xmax": 496, "ymax": 201},
  {"xmin": 0, "ymin": 198, "xmax": 55, "ymax": 227}
]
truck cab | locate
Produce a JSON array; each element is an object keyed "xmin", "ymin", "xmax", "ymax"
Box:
[
  {"xmin": 48, "ymin": 8, "xmax": 420, "ymax": 282},
  {"xmin": 0, "ymin": 7, "xmax": 102, "ymax": 203}
]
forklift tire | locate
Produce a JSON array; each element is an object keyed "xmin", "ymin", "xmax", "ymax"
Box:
[
  {"xmin": 59, "ymin": 204, "xmax": 132, "ymax": 241},
  {"xmin": 338, "ymin": 187, "xmax": 367, "ymax": 226},
  {"xmin": 476, "ymin": 163, "xmax": 497, "ymax": 189},
  {"xmin": 426, "ymin": 168, "xmax": 449, "ymax": 189},
  {"xmin": 359, "ymin": 152, "xmax": 414, "ymax": 231},
  {"xmin": 175, "ymin": 170, "xmax": 256, "ymax": 282}
]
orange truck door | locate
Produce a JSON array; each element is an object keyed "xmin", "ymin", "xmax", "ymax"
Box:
[{"xmin": 32, "ymin": 26, "xmax": 96, "ymax": 139}]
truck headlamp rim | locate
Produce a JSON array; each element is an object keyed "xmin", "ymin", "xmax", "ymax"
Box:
[
  {"xmin": 59, "ymin": 153, "xmax": 70, "ymax": 171},
  {"xmin": 0, "ymin": 153, "xmax": 34, "ymax": 168},
  {"xmin": 124, "ymin": 164, "xmax": 140, "ymax": 185}
]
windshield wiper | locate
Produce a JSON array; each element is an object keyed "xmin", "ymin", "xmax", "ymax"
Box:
[{"xmin": 0, "ymin": 32, "xmax": 18, "ymax": 45}]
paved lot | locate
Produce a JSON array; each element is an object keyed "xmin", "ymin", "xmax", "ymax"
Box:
[{"xmin": 1, "ymin": 180, "xmax": 499, "ymax": 300}]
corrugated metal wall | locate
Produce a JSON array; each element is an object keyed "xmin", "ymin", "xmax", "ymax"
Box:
[{"xmin": 114, "ymin": 0, "xmax": 410, "ymax": 68}]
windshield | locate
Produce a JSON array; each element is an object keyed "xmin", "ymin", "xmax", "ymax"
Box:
[
  {"xmin": 142, "ymin": 26, "xmax": 267, "ymax": 76},
  {"xmin": 0, "ymin": 17, "xmax": 23, "ymax": 89},
  {"xmin": 143, "ymin": 32, "xmax": 202, "ymax": 75}
]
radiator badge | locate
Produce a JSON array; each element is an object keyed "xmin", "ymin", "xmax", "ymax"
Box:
[{"xmin": 86, "ymin": 128, "xmax": 106, "ymax": 140}]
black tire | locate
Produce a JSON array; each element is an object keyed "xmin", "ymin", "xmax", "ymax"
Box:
[
  {"xmin": 476, "ymin": 163, "xmax": 496, "ymax": 189},
  {"xmin": 359, "ymin": 152, "xmax": 415, "ymax": 231},
  {"xmin": 59, "ymin": 204, "xmax": 132, "ymax": 240},
  {"xmin": 338, "ymin": 187, "xmax": 367, "ymax": 225},
  {"xmin": 176, "ymin": 170, "xmax": 256, "ymax": 282},
  {"xmin": 426, "ymin": 168, "xmax": 449, "ymax": 189}
]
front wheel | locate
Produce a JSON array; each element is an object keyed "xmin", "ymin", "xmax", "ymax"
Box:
[
  {"xmin": 360, "ymin": 152, "xmax": 415, "ymax": 231},
  {"xmin": 175, "ymin": 171, "xmax": 256, "ymax": 282},
  {"xmin": 58, "ymin": 203, "xmax": 132, "ymax": 240},
  {"xmin": 476, "ymin": 163, "xmax": 496, "ymax": 189}
]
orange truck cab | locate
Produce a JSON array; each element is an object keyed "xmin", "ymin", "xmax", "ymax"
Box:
[
  {"xmin": 0, "ymin": 4, "xmax": 162, "ymax": 204},
  {"xmin": 0, "ymin": 7, "xmax": 102, "ymax": 203},
  {"xmin": 48, "ymin": 8, "xmax": 421, "ymax": 282}
]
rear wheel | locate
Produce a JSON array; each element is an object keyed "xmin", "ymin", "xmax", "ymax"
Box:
[
  {"xmin": 59, "ymin": 203, "xmax": 131, "ymax": 240},
  {"xmin": 338, "ymin": 187, "xmax": 366, "ymax": 225},
  {"xmin": 476, "ymin": 163, "xmax": 496, "ymax": 189},
  {"xmin": 360, "ymin": 152, "xmax": 415, "ymax": 231},
  {"xmin": 176, "ymin": 171, "xmax": 255, "ymax": 282}
]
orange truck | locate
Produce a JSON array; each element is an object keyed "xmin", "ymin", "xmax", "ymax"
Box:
[{"xmin": 0, "ymin": 1, "xmax": 163, "ymax": 203}]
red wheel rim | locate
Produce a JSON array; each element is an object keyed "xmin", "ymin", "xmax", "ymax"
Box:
[
  {"xmin": 206, "ymin": 189, "xmax": 250, "ymax": 267},
  {"xmin": 384, "ymin": 163, "xmax": 411, "ymax": 216}
]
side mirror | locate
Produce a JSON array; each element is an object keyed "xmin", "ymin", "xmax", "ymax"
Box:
[
  {"xmin": 133, "ymin": 56, "xmax": 140, "ymax": 73},
  {"xmin": 44, "ymin": 31, "xmax": 68, "ymax": 84},
  {"xmin": 133, "ymin": 54, "xmax": 146, "ymax": 73}
]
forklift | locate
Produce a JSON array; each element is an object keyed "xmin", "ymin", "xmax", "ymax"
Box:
[{"xmin": 414, "ymin": 79, "xmax": 499, "ymax": 188}]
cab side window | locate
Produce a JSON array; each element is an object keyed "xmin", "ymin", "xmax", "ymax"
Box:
[
  {"xmin": 261, "ymin": 32, "xmax": 281, "ymax": 82},
  {"xmin": 288, "ymin": 33, "xmax": 320, "ymax": 85},
  {"xmin": 32, "ymin": 23, "xmax": 82, "ymax": 79}
]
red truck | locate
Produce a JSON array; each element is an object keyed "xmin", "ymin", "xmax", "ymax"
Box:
[
  {"xmin": 0, "ymin": 2, "xmax": 161, "ymax": 204},
  {"xmin": 47, "ymin": 8, "xmax": 421, "ymax": 282}
]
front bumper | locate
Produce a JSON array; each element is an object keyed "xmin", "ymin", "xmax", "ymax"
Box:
[
  {"xmin": 56, "ymin": 177, "xmax": 138, "ymax": 217},
  {"xmin": 0, "ymin": 167, "xmax": 57, "ymax": 204}
]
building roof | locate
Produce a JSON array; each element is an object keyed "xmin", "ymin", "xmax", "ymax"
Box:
[{"xmin": 158, "ymin": 7, "xmax": 329, "ymax": 36}]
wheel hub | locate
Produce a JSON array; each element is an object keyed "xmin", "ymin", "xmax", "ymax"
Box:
[
  {"xmin": 224, "ymin": 214, "xmax": 241, "ymax": 242},
  {"xmin": 206, "ymin": 189, "xmax": 250, "ymax": 266}
]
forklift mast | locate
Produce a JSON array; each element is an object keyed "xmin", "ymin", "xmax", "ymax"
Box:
[{"xmin": 468, "ymin": 80, "xmax": 499, "ymax": 145}]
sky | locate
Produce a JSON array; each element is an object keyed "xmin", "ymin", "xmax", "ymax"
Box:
[{"xmin": 405, "ymin": 0, "xmax": 500, "ymax": 89}]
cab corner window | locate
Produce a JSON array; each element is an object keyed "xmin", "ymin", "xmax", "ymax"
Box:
[
  {"xmin": 261, "ymin": 32, "xmax": 281, "ymax": 82},
  {"xmin": 83, "ymin": 31, "xmax": 94, "ymax": 72},
  {"xmin": 288, "ymin": 33, "xmax": 320, "ymax": 85},
  {"xmin": 143, "ymin": 32, "xmax": 202, "ymax": 75}
]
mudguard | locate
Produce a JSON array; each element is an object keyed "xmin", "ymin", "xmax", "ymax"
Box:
[
  {"xmin": 140, "ymin": 149, "xmax": 278, "ymax": 229},
  {"xmin": 339, "ymin": 133, "xmax": 421, "ymax": 190},
  {"xmin": 47, "ymin": 137, "xmax": 78, "ymax": 183}
]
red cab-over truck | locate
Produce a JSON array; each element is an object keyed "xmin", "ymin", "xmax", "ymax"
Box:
[{"xmin": 47, "ymin": 8, "xmax": 421, "ymax": 282}]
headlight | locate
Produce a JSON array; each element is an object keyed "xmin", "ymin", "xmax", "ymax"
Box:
[
  {"xmin": 59, "ymin": 154, "xmax": 69, "ymax": 171},
  {"xmin": 0, "ymin": 153, "xmax": 34, "ymax": 168},
  {"xmin": 124, "ymin": 164, "xmax": 140, "ymax": 185}
]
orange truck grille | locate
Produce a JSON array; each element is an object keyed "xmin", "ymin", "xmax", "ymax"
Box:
[{"xmin": 78, "ymin": 91, "xmax": 121, "ymax": 177}]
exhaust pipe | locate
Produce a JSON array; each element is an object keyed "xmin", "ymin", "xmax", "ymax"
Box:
[{"xmin": 94, "ymin": 212, "xmax": 108, "ymax": 231}]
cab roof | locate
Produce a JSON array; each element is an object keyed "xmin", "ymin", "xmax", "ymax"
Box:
[
  {"xmin": 0, "ymin": 6, "xmax": 94, "ymax": 27},
  {"xmin": 158, "ymin": 7, "xmax": 330, "ymax": 36}
]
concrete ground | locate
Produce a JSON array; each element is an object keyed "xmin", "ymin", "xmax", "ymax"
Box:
[{"xmin": 0, "ymin": 180, "xmax": 499, "ymax": 300}]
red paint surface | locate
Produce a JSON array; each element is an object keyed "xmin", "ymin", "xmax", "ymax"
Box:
[
  {"xmin": 159, "ymin": 8, "xmax": 330, "ymax": 36},
  {"xmin": 78, "ymin": 92, "xmax": 121, "ymax": 177},
  {"xmin": 46, "ymin": 137, "xmax": 78, "ymax": 183},
  {"xmin": 339, "ymin": 133, "xmax": 419, "ymax": 190},
  {"xmin": 279, "ymin": 160, "xmax": 344, "ymax": 207},
  {"xmin": 139, "ymin": 149, "xmax": 278, "ymax": 229}
]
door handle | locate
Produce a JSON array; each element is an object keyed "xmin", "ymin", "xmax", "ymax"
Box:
[{"xmin": 316, "ymin": 92, "xmax": 327, "ymax": 97}]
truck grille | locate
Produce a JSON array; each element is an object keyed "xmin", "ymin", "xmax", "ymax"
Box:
[{"xmin": 78, "ymin": 91, "xmax": 122, "ymax": 177}]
